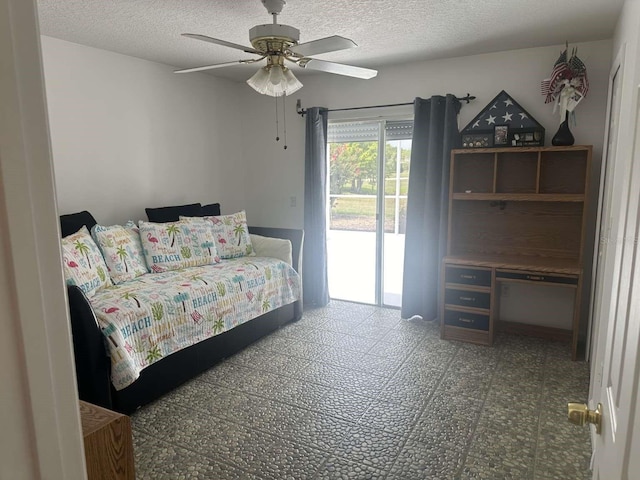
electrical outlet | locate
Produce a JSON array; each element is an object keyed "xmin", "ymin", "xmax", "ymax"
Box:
[
  {"xmin": 501, "ymin": 284, "xmax": 510, "ymax": 297},
  {"xmin": 289, "ymin": 196, "xmax": 297, "ymax": 207}
]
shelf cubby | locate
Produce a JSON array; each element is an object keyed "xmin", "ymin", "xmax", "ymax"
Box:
[
  {"xmin": 452, "ymin": 153, "xmax": 494, "ymax": 193},
  {"xmin": 496, "ymin": 151, "xmax": 538, "ymax": 193},
  {"xmin": 540, "ymin": 150, "xmax": 588, "ymax": 194}
]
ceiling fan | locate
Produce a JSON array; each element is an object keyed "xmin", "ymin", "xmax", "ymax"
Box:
[{"xmin": 174, "ymin": 0, "xmax": 378, "ymax": 96}]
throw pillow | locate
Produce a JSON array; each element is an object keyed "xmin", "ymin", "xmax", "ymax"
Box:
[
  {"xmin": 139, "ymin": 220, "xmax": 220, "ymax": 273},
  {"xmin": 201, "ymin": 202, "xmax": 221, "ymax": 216},
  {"xmin": 91, "ymin": 222, "xmax": 148, "ymax": 284},
  {"xmin": 182, "ymin": 210, "xmax": 254, "ymax": 259},
  {"xmin": 59, "ymin": 210, "xmax": 97, "ymax": 238},
  {"xmin": 145, "ymin": 203, "xmax": 202, "ymax": 223},
  {"xmin": 61, "ymin": 226, "xmax": 111, "ymax": 297}
]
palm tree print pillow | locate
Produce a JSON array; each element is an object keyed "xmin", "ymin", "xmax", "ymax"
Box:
[
  {"xmin": 91, "ymin": 222, "xmax": 148, "ymax": 284},
  {"xmin": 139, "ymin": 220, "xmax": 220, "ymax": 273},
  {"xmin": 61, "ymin": 226, "xmax": 111, "ymax": 297},
  {"xmin": 184, "ymin": 210, "xmax": 255, "ymax": 260}
]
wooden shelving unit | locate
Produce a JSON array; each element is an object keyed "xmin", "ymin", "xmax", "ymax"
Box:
[{"xmin": 441, "ymin": 145, "xmax": 592, "ymax": 359}]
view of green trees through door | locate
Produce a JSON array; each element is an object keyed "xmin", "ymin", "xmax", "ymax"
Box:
[{"xmin": 327, "ymin": 120, "xmax": 412, "ymax": 306}]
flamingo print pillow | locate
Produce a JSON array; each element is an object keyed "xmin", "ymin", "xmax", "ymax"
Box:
[
  {"xmin": 61, "ymin": 226, "xmax": 111, "ymax": 297},
  {"xmin": 183, "ymin": 210, "xmax": 255, "ymax": 259},
  {"xmin": 139, "ymin": 219, "xmax": 220, "ymax": 273},
  {"xmin": 91, "ymin": 222, "xmax": 148, "ymax": 284}
]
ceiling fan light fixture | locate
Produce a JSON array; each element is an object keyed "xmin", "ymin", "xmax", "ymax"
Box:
[
  {"xmin": 247, "ymin": 66, "xmax": 271, "ymax": 94},
  {"xmin": 269, "ymin": 65, "xmax": 284, "ymax": 85},
  {"xmin": 247, "ymin": 65, "xmax": 302, "ymax": 97},
  {"xmin": 282, "ymin": 68, "xmax": 303, "ymax": 93}
]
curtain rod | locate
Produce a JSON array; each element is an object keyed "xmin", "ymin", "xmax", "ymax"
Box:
[{"xmin": 295, "ymin": 94, "xmax": 475, "ymax": 117}]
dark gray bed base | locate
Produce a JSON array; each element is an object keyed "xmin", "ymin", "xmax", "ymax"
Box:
[
  {"xmin": 74, "ymin": 298, "xmax": 298, "ymax": 414},
  {"xmin": 63, "ymin": 213, "xmax": 303, "ymax": 414}
]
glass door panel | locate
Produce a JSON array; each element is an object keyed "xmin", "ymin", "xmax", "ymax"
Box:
[
  {"xmin": 382, "ymin": 138, "xmax": 411, "ymax": 307},
  {"xmin": 327, "ymin": 137, "xmax": 378, "ymax": 304},
  {"xmin": 327, "ymin": 120, "xmax": 412, "ymax": 307}
]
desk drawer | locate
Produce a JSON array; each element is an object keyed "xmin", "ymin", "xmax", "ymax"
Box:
[
  {"xmin": 444, "ymin": 309, "xmax": 490, "ymax": 331},
  {"xmin": 445, "ymin": 266, "xmax": 491, "ymax": 286},
  {"xmin": 445, "ymin": 288, "xmax": 490, "ymax": 309},
  {"xmin": 496, "ymin": 270, "xmax": 578, "ymax": 285}
]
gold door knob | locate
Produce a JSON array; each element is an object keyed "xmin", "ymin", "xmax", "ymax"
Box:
[{"xmin": 567, "ymin": 402, "xmax": 602, "ymax": 434}]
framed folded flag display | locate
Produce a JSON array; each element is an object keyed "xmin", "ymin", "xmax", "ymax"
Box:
[{"xmin": 461, "ymin": 90, "xmax": 545, "ymax": 148}]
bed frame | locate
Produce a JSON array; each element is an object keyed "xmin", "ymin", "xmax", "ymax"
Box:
[{"xmin": 61, "ymin": 211, "xmax": 303, "ymax": 414}]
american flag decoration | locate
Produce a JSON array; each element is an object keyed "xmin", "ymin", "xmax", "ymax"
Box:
[
  {"xmin": 461, "ymin": 90, "xmax": 544, "ymax": 148},
  {"xmin": 541, "ymin": 48, "xmax": 569, "ymax": 104},
  {"xmin": 541, "ymin": 44, "xmax": 589, "ymax": 122}
]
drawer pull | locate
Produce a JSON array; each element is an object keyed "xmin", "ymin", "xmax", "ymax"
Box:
[
  {"xmin": 460, "ymin": 296, "xmax": 475, "ymax": 302},
  {"xmin": 459, "ymin": 318, "xmax": 474, "ymax": 324},
  {"xmin": 460, "ymin": 274, "xmax": 476, "ymax": 280},
  {"xmin": 527, "ymin": 275, "xmax": 545, "ymax": 281}
]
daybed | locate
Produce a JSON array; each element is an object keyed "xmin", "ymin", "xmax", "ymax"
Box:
[{"xmin": 60, "ymin": 204, "xmax": 303, "ymax": 414}]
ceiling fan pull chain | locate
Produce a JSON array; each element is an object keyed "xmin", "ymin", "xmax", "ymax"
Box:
[
  {"xmin": 275, "ymin": 94, "xmax": 280, "ymax": 142},
  {"xmin": 283, "ymin": 94, "xmax": 288, "ymax": 150}
]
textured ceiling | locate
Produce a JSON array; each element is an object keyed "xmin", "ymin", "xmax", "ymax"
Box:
[{"xmin": 37, "ymin": 0, "xmax": 624, "ymax": 81}]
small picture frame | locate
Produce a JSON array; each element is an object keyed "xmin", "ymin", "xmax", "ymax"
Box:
[
  {"xmin": 525, "ymin": 132, "xmax": 534, "ymax": 142},
  {"xmin": 494, "ymin": 125, "xmax": 508, "ymax": 146}
]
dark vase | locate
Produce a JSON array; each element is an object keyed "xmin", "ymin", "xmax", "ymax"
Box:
[{"xmin": 551, "ymin": 112, "xmax": 575, "ymax": 146}]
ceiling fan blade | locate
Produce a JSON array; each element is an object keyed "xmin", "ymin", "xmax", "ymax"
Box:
[
  {"xmin": 182, "ymin": 33, "xmax": 261, "ymax": 55},
  {"xmin": 289, "ymin": 35, "xmax": 357, "ymax": 57},
  {"xmin": 299, "ymin": 58, "xmax": 377, "ymax": 79},
  {"xmin": 174, "ymin": 60, "xmax": 258, "ymax": 74}
]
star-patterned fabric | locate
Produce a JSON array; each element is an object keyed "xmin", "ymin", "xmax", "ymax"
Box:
[{"xmin": 463, "ymin": 91, "xmax": 542, "ymax": 132}]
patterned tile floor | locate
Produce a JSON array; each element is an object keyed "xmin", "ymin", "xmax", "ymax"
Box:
[{"xmin": 131, "ymin": 300, "xmax": 592, "ymax": 479}]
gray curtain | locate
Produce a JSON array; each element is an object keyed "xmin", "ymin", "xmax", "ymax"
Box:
[
  {"xmin": 303, "ymin": 107, "xmax": 330, "ymax": 307},
  {"xmin": 401, "ymin": 95, "xmax": 461, "ymax": 320}
]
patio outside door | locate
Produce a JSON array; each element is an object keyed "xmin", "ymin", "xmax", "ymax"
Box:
[{"xmin": 326, "ymin": 119, "xmax": 412, "ymax": 306}]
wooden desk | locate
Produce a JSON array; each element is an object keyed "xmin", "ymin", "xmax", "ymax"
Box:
[
  {"xmin": 441, "ymin": 256, "xmax": 582, "ymax": 359},
  {"xmin": 79, "ymin": 401, "xmax": 135, "ymax": 480},
  {"xmin": 441, "ymin": 146, "xmax": 593, "ymax": 360}
]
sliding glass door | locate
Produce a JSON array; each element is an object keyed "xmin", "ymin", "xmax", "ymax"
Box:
[{"xmin": 326, "ymin": 119, "xmax": 412, "ymax": 307}]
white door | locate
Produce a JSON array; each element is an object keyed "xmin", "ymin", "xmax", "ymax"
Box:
[{"xmin": 588, "ymin": 48, "xmax": 640, "ymax": 478}]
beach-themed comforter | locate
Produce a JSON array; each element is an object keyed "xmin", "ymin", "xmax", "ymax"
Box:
[{"xmin": 89, "ymin": 257, "xmax": 300, "ymax": 390}]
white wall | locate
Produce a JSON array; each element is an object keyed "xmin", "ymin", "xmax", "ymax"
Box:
[
  {"xmin": 41, "ymin": 36, "xmax": 613, "ymax": 331},
  {"xmin": 241, "ymin": 39, "xmax": 612, "ymax": 230},
  {"xmin": 42, "ymin": 36, "xmax": 247, "ymax": 225},
  {"xmin": 239, "ymin": 39, "xmax": 612, "ymax": 331}
]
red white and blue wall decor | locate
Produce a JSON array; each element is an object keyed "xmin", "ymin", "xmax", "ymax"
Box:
[{"xmin": 461, "ymin": 90, "xmax": 545, "ymax": 148}]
